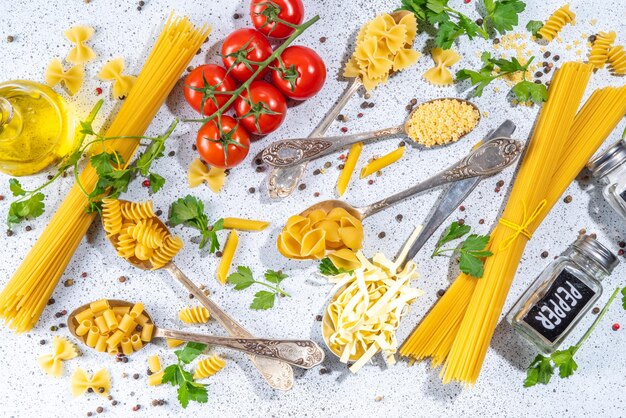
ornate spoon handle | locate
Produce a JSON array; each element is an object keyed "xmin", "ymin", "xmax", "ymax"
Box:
[
  {"xmin": 154, "ymin": 328, "xmax": 325, "ymax": 369},
  {"xmin": 261, "ymin": 125, "xmax": 404, "ymax": 167},
  {"xmin": 163, "ymin": 263, "xmax": 295, "ymax": 390},
  {"xmin": 267, "ymin": 78, "xmax": 362, "ymax": 197}
]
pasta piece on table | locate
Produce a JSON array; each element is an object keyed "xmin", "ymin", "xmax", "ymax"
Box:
[
  {"xmin": 222, "ymin": 217, "xmax": 269, "ymax": 231},
  {"xmin": 45, "ymin": 59, "xmax": 84, "ymax": 96},
  {"xmin": 423, "ymin": 48, "xmax": 460, "ymax": 86},
  {"xmin": 336, "ymin": 142, "xmax": 363, "ymax": 196},
  {"xmin": 188, "ymin": 158, "xmax": 226, "ymax": 192},
  {"xmin": 70, "ymin": 368, "xmax": 110, "ymax": 397},
  {"xmin": 38, "ymin": 336, "xmax": 78, "ymax": 377},
  {"xmin": 538, "ymin": 4, "xmax": 576, "ymax": 41},
  {"xmin": 360, "ymin": 147, "xmax": 405, "ymax": 178},
  {"xmin": 64, "ymin": 25, "xmax": 96, "ymax": 64},
  {"xmin": 98, "ymin": 57, "xmax": 137, "ymax": 99},
  {"xmin": 178, "ymin": 306, "xmax": 210, "ymax": 324},
  {"xmin": 216, "ymin": 231, "xmax": 238, "ymax": 284},
  {"xmin": 193, "ymin": 355, "xmax": 226, "ymax": 379}
]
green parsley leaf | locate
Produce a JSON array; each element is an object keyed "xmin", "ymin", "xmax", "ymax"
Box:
[
  {"xmin": 8, "ymin": 178, "xmax": 25, "ymax": 196},
  {"xmin": 264, "ymin": 269, "xmax": 288, "ymax": 284},
  {"xmin": 202, "ymin": 218, "xmax": 223, "ymax": 253},
  {"xmin": 524, "ymin": 354, "xmax": 553, "ymax": 387},
  {"xmin": 458, "ymin": 234, "xmax": 492, "ymax": 278},
  {"xmin": 434, "ymin": 21, "xmax": 465, "ymax": 49},
  {"xmin": 161, "ymin": 364, "xmax": 184, "ymax": 386},
  {"xmin": 227, "ymin": 266, "xmax": 255, "ymax": 290},
  {"xmin": 251, "ymin": 290, "xmax": 276, "ymax": 310},
  {"xmin": 551, "ymin": 347, "xmax": 578, "ymax": 378},
  {"xmin": 436, "ymin": 221, "xmax": 471, "ymax": 249},
  {"xmin": 175, "ymin": 342, "xmax": 206, "ymax": 364},
  {"xmin": 526, "ymin": 20, "xmax": 543, "ymax": 37},
  {"xmin": 149, "ymin": 172, "xmax": 165, "ymax": 193},
  {"xmin": 511, "ymin": 80, "xmax": 548, "ymax": 104},
  {"xmin": 319, "ymin": 257, "xmax": 350, "ymax": 276},
  {"xmin": 169, "ymin": 195, "xmax": 223, "ymax": 253},
  {"xmin": 621, "ymin": 287, "xmax": 626, "ymax": 310},
  {"xmin": 184, "ymin": 381, "xmax": 208, "ymax": 406},
  {"xmin": 487, "ymin": 0, "xmax": 525, "ymax": 34},
  {"xmin": 177, "ymin": 380, "xmax": 190, "ymax": 408},
  {"xmin": 7, "ymin": 192, "xmax": 45, "ymax": 225}
]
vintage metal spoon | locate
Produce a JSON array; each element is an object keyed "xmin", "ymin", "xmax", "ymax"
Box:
[
  {"xmin": 296, "ymin": 137, "xmax": 522, "ymax": 222},
  {"xmin": 68, "ymin": 300, "xmax": 324, "ymax": 369},
  {"xmin": 107, "ymin": 203, "xmax": 295, "ymax": 391},
  {"xmin": 267, "ymin": 11, "xmax": 411, "ymax": 198},
  {"xmin": 261, "ymin": 98, "xmax": 480, "ymax": 168}
]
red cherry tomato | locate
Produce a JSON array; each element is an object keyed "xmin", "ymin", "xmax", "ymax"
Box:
[
  {"xmin": 250, "ymin": 0, "xmax": 304, "ymax": 39},
  {"xmin": 196, "ymin": 115, "xmax": 250, "ymax": 169},
  {"xmin": 221, "ymin": 28, "xmax": 273, "ymax": 83},
  {"xmin": 234, "ymin": 81, "xmax": 287, "ymax": 136},
  {"xmin": 183, "ymin": 65, "xmax": 238, "ymax": 116},
  {"xmin": 271, "ymin": 46, "xmax": 326, "ymax": 100}
]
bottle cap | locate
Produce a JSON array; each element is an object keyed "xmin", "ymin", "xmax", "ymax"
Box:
[
  {"xmin": 572, "ymin": 235, "xmax": 618, "ymax": 274},
  {"xmin": 588, "ymin": 140, "xmax": 626, "ymax": 178}
]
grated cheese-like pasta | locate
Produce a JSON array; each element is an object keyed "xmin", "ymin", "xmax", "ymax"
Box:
[{"xmin": 405, "ymin": 99, "xmax": 479, "ymax": 147}]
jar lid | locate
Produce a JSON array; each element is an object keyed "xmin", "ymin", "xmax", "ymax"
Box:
[
  {"xmin": 572, "ymin": 235, "xmax": 619, "ymax": 274},
  {"xmin": 588, "ymin": 140, "xmax": 626, "ymax": 178}
]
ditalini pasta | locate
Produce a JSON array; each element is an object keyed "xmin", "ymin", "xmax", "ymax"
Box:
[
  {"xmin": 38, "ymin": 336, "xmax": 78, "ymax": 377},
  {"xmin": 400, "ymin": 63, "xmax": 624, "ymax": 385},
  {"xmin": 360, "ymin": 147, "xmax": 405, "ymax": 178},
  {"xmin": 193, "ymin": 355, "xmax": 226, "ymax": 379},
  {"xmin": 422, "ymin": 48, "xmax": 460, "ymax": 85},
  {"xmin": 98, "ymin": 57, "xmax": 137, "ymax": 99},
  {"xmin": 588, "ymin": 31, "xmax": 616, "ymax": 69},
  {"xmin": 70, "ymin": 368, "xmax": 110, "ymax": 397},
  {"xmin": 187, "ymin": 158, "xmax": 226, "ymax": 192},
  {"xmin": 71, "ymin": 300, "xmax": 153, "ymax": 356},
  {"xmin": 336, "ymin": 142, "xmax": 363, "ymax": 196},
  {"xmin": 537, "ymin": 4, "xmax": 576, "ymax": 41},
  {"xmin": 178, "ymin": 306, "xmax": 210, "ymax": 324},
  {"xmin": 45, "ymin": 59, "xmax": 84, "ymax": 96},
  {"xmin": 607, "ymin": 45, "xmax": 626, "ymax": 75},
  {"xmin": 64, "ymin": 25, "xmax": 96, "ymax": 64},
  {"xmin": 222, "ymin": 217, "xmax": 270, "ymax": 231},
  {"xmin": 0, "ymin": 14, "xmax": 210, "ymax": 332},
  {"xmin": 324, "ymin": 250, "xmax": 422, "ymax": 373},
  {"xmin": 216, "ymin": 231, "xmax": 239, "ymax": 284},
  {"xmin": 344, "ymin": 12, "xmax": 420, "ymax": 90},
  {"xmin": 277, "ymin": 207, "xmax": 364, "ymax": 260}
]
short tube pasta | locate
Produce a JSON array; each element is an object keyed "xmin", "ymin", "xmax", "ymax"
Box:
[
  {"xmin": 76, "ymin": 320, "xmax": 92, "ymax": 336},
  {"xmin": 130, "ymin": 302, "xmax": 144, "ymax": 318},
  {"xmin": 360, "ymin": 147, "xmax": 405, "ymax": 178},
  {"xmin": 94, "ymin": 316, "xmax": 109, "ymax": 334},
  {"xmin": 90, "ymin": 299, "xmax": 109, "ymax": 314},
  {"xmin": 74, "ymin": 308, "xmax": 93, "ymax": 323},
  {"xmin": 121, "ymin": 337, "xmax": 133, "ymax": 355},
  {"xmin": 102, "ymin": 309, "xmax": 118, "ymax": 330},
  {"xmin": 140, "ymin": 323, "xmax": 154, "ymax": 342},
  {"xmin": 106, "ymin": 330, "xmax": 125, "ymax": 348},
  {"xmin": 95, "ymin": 335, "xmax": 108, "ymax": 352},
  {"xmin": 216, "ymin": 230, "xmax": 238, "ymax": 284},
  {"xmin": 148, "ymin": 355, "xmax": 161, "ymax": 373},
  {"xmin": 130, "ymin": 335, "xmax": 143, "ymax": 351},
  {"xmin": 147, "ymin": 371, "xmax": 164, "ymax": 386},
  {"xmin": 222, "ymin": 217, "xmax": 269, "ymax": 231},
  {"xmin": 118, "ymin": 314, "xmax": 136, "ymax": 334},
  {"xmin": 86, "ymin": 327, "xmax": 100, "ymax": 347}
]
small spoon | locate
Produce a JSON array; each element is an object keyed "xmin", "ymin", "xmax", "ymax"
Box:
[
  {"xmin": 68, "ymin": 300, "xmax": 324, "ymax": 369},
  {"xmin": 296, "ymin": 137, "xmax": 523, "ymax": 222},
  {"xmin": 261, "ymin": 98, "xmax": 480, "ymax": 168},
  {"xmin": 107, "ymin": 203, "xmax": 295, "ymax": 391}
]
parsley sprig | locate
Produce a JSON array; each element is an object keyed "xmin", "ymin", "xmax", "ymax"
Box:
[
  {"xmin": 168, "ymin": 195, "xmax": 224, "ymax": 253},
  {"xmin": 6, "ymin": 100, "xmax": 176, "ymax": 225},
  {"xmin": 432, "ymin": 221, "xmax": 493, "ymax": 278},
  {"xmin": 524, "ymin": 287, "xmax": 622, "ymax": 387},
  {"xmin": 525, "ymin": 20, "xmax": 543, "ymax": 37},
  {"xmin": 161, "ymin": 342, "xmax": 208, "ymax": 408},
  {"xmin": 398, "ymin": 0, "xmax": 525, "ymax": 49},
  {"xmin": 622, "ymin": 287, "xmax": 626, "ymax": 310},
  {"xmin": 319, "ymin": 257, "xmax": 353, "ymax": 276},
  {"xmin": 227, "ymin": 266, "xmax": 290, "ymax": 310},
  {"xmin": 457, "ymin": 52, "xmax": 548, "ymax": 104}
]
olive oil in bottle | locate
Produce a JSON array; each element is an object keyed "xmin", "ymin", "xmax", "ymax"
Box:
[{"xmin": 0, "ymin": 80, "xmax": 77, "ymax": 176}]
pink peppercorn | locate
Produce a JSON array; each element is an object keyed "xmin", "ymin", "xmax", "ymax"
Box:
[
  {"xmin": 81, "ymin": 272, "xmax": 87, "ymax": 278},
  {"xmin": 619, "ymin": 249, "xmax": 624, "ymax": 256},
  {"xmin": 613, "ymin": 323, "xmax": 621, "ymax": 331},
  {"xmin": 142, "ymin": 180, "xmax": 150, "ymax": 187},
  {"xmin": 357, "ymin": 113, "xmax": 363, "ymax": 118},
  {"xmin": 341, "ymin": 127, "xmax": 348, "ymax": 133},
  {"xmin": 95, "ymin": 87, "xmax": 102, "ymax": 95},
  {"xmin": 368, "ymin": 179, "xmax": 374, "ymax": 185}
]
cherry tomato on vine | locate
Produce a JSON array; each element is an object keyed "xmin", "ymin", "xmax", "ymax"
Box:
[
  {"xmin": 184, "ymin": 65, "xmax": 238, "ymax": 116},
  {"xmin": 234, "ymin": 81, "xmax": 287, "ymax": 136},
  {"xmin": 250, "ymin": 0, "xmax": 304, "ymax": 39},
  {"xmin": 196, "ymin": 115, "xmax": 250, "ymax": 169},
  {"xmin": 271, "ymin": 46, "xmax": 326, "ymax": 100},
  {"xmin": 221, "ymin": 28, "xmax": 273, "ymax": 83}
]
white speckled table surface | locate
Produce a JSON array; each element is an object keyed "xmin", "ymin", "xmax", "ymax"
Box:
[{"xmin": 1, "ymin": 0, "xmax": 625, "ymax": 417}]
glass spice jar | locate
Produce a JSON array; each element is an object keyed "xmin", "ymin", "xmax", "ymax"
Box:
[
  {"xmin": 588, "ymin": 140, "xmax": 626, "ymax": 222},
  {"xmin": 507, "ymin": 235, "xmax": 618, "ymax": 354}
]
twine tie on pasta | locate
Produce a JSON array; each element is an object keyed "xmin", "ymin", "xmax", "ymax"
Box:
[{"xmin": 497, "ymin": 199, "xmax": 547, "ymax": 251}]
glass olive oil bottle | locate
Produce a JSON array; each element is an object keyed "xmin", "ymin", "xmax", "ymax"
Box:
[{"xmin": 0, "ymin": 80, "xmax": 77, "ymax": 176}]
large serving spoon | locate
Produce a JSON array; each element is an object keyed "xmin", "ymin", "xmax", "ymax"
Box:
[
  {"xmin": 107, "ymin": 204, "xmax": 295, "ymax": 391},
  {"xmin": 261, "ymin": 98, "xmax": 480, "ymax": 168},
  {"xmin": 296, "ymin": 137, "xmax": 523, "ymax": 222},
  {"xmin": 267, "ymin": 11, "xmax": 411, "ymax": 198},
  {"xmin": 68, "ymin": 300, "xmax": 324, "ymax": 369}
]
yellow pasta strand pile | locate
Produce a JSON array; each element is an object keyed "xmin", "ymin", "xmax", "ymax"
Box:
[
  {"xmin": 344, "ymin": 12, "xmax": 420, "ymax": 91},
  {"xmin": 188, "ymin": 158, "xmax": 226, "ymax": 192},
  {"xmin": 65, "ymin": 25, "xmax": 96, "ymax": 64},
  {"xmin": 537, "ymin": 4, "xmax": 576, "ymax": 41},
  {"xmin": 608, "ymin": 46, "xmax": 626, "ymax": 75},
  {"xmin": 38, "ymin": 336, "xmax": 78, "ymax": 377},
  {"xmin": 104, "ymin": 199, "xmax": 184, "ymax": 269},
  {"xmin": 588, "ymin": 31, "xmax": 616, "ymax": 69},
  {"xmin": 324, "ymin": 250, "xmax": 422, "ymax": 373},
  {"xmin": 147, "ymin": 355, "xmax": 164, "ymax": 386},
  {"xmin": 278, "ymin": 207, "xmax": 364, "ymax": 260},
  {"xmin": 72, "ymin": 299, "xmax": 153, "ymax": 356},
  {"xmin": 193, "ymin": 355, "xmax": 226, "ymax": 380},
  {"xmin": 423, "ymin": 48, "xmax": 460, "ymax": 86},
  {"xmin": 178, "ymin": 306, "xmax": 210, "ymax": 324},
  {"xmin": 45, "ymin": 59, "xmax": 84, "ymax": 96},
  {"xmin": 70, "ymin": 368, "xmax": 110, "ymax": 397},
  {"xmin": 0, "ymin": 13, "xmax": 210, "ymax": 333},
  {"xmin": 401, "ymin": 64, "xmax": 626, "ymax": 385},
  {"xmin": 360, "ymin": 147, "xmax": 405, "ymax": 178}
]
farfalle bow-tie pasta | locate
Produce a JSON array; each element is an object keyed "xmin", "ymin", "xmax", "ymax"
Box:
[
  {"xmin": 65, "ymin": 25, "xmax": 96, "ymax": 64},
  {"xmin": 70, "ymin": 368, "xmax": 111, "ymax": 397},
  {"xmin": 188, "ymin": 158, "xmax": 226, "ymax": 192},
  {"xmin": 423, "ymin": 48, "xmax": 461, "ymax": 86},
  {"xmin": 98, "ymin": 57, "xmax": 137, "ymax": 99},
  {"xmin": 38, "ymin": 336, "xmax": 78, "ymax": 377},
  {"xmin": 278, "ymin": 207, "xmax": 364, "ymax": 260},
  {"xmin": 45, "ymin": 58, "xmax": 84, "ymax": 96},
  {"xmin": 344, "ymin": 12, "xmax": 420, "ymax": 91}
]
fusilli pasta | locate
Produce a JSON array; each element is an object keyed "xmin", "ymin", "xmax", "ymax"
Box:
[
  {"xmin": 102, "ymin": 198, "xmax": 123, "ymax": 236},
  {"xmin": 588, "ymin": 31, "xmax": 616, "ymax": 69},
  {"xmin": 608, "ymin": 45, "xmax": 626, "ymax": 75},
  {"xmin": 537, "ymin": 4, "xmax": 576, "ymax": 42},
  {"xmin": 193, "ymin": 355, "xmax": 226, "ymax": 380},
  {"xmin": 121, "ymin": 200, "xmax": 155, "ymax": 221},
  {"xmin": 178, "ymin": 306, "xmax": 210, "ymax": 324},
  {"xmin": 150, "ymin": 236, "xmax": 184, "ymax": 270}
]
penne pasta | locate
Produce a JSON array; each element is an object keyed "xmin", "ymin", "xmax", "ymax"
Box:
[
  {"xmin": 222, "ymin": 217, "xmax": 269, "ymax": 231},
  {"xmin": 216, "ymin": 230, "xmax": 238, "ymax": 284},
  {"xmin": 336, "ymin": 142, "xmax": 363, "ymax": 196},
  {"xmin": 360, "ymin": 147, "xmax": 405, "ymax": 178}
]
